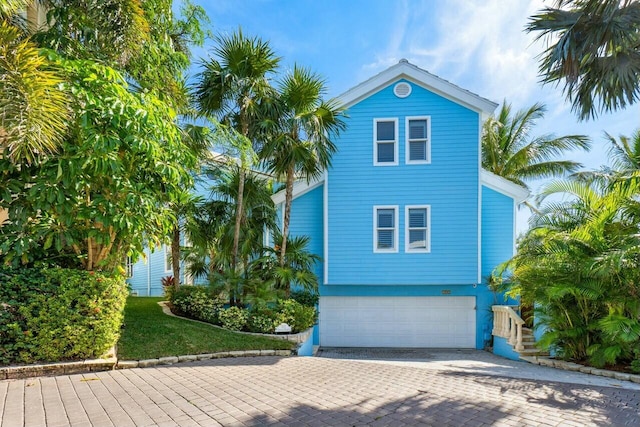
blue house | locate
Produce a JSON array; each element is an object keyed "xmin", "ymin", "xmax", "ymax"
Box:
[{"xmin": 272, "ymin": 60, "xmax": 528, "ymax": 349}]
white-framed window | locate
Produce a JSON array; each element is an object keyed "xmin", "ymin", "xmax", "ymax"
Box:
[
  {"xmin": 164, "ymin": 244, "xmax": 172, "ymax": 273},
  {"xmin": 125, "ymin": 256, "xmax": 134, "ymax": 278},
  {"xmin": 373, "ymin": 205, "xmax": 399, "ymax": 252},
  {"xmin": 405, "ymin": 205, "xmax": 431, "ymax": 253},
  {"xmin": 406, "ymin": 116, "xmax": 431, "ymax": 164},
  {"xmin": 374, "ymin": 118, "xmax": 398, "ymax": 166}
]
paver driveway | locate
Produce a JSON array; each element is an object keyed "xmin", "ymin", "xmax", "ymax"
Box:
[{"xmin": 1, "ymin": 352, "xmax": 639, "ymax": 427}]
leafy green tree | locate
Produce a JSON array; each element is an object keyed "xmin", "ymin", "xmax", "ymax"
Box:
[
  {"xmin": 527, "ymin": 0, "xmax": 640, "ymax": 120},
  {"xmin": 260, "ymin": 66, "xmax": 345, "ymax": 275},
  {"xmin": 504, "ymin": 177, "xmax": 640, "ymax": 367},
  {"xmin": 0, "ymin": 56, "xmax": 195, "ymax": 270},
  {"xmin": 194, "ymin": 29, "xmax": 280, "ymax": 272},
  {"xmin": 481, "ymin": 101, "xmax": 590, "ymax": 196}
]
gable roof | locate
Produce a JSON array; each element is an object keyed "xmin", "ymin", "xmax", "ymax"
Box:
[
  {"xmin": 480, "ymin": 169, "xmax": 530, "ymax": 203},
  {"xmin": 338, "ymin": 59, "xmax": 498, "ymax": 114},
  {"xmin": 271, "ymin": 175, "xmax": 324, "ymax": 205}
]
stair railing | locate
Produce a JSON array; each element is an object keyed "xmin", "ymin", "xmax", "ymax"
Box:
[{"xmin": 491, "ymin": 305, "xmax": 525, "ymax": 351}]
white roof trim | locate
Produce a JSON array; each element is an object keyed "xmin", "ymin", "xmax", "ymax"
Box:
[
  {"xmin": 271, "ymin": 175, "xmax": 324, "ymax": 205},
  {"xmin": 480, "ymin": 169, "xmax": 529, "ymax": 203},
  {"xmin": 338, "ymin": 59, "xmax": 498, "ymax": 114}
]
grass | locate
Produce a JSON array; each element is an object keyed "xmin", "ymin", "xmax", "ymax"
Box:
[{"xmin": 117, "ymin": 297, "xmax": 294, "ymax": 360}]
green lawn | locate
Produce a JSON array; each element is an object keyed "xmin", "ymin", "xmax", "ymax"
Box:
[{"xmin": 117, "ymin": 297, "xmax": 294, "ymax": 360}]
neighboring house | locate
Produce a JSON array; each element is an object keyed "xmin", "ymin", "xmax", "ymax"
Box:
[{"xmin": 273, "ymin": 60, "xmax": 527, "ymax": 349}]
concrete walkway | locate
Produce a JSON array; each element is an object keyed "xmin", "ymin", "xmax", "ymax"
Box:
[{"xmin": 1, "ymin": 351, "xmax": 639, "ymax": 426}]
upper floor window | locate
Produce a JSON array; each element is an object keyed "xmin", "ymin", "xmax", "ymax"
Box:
[
  {"xmin": 374, "ymin": 206, "xmax": 398, "ymax": 252},
  {"xmin": 374, "ymin": 118, "xmax": 398, "ymax": 166},
  {"xmin": 405, "ymin": 205, "xmax": 430, "ymax": 252},
  {"xmin": 406, "ymin": 117, "xmax": 430, "ymax": 164}
]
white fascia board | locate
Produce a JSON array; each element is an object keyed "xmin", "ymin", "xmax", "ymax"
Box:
[
  {"xmin": 337, "ymin": 60, "xmax": 498, "ymax": 114},
  {"xmin": 480, "ymin": 169, "xmax": 530, "ymax": 203},
  {"xmin": 271, "ymin": 175, "xmax": 325, "ymax": 205}
]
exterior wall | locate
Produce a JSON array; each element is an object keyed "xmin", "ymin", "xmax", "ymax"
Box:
[
  {"xmin": 481, "ymin": 186, "xmax": 514, "ymax": 281},
  {"xmin": 287, "ymin": 186, "xmax": 324, "ymax": 284},
  {"xmin": 493, "ymin": 336, "xmax": 522, "ymax": 361},
  {"xmin": 327, "ymin": 79, "xmax": 480, "ymax": 286},
  {"xmin": 127, "ymin": 244, "xmax": 179, "ymax": 296}
]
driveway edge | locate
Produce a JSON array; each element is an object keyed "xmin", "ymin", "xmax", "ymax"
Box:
[{"xmin": 520, "ymin": 355, "xmax": 640, "ymax": 384}]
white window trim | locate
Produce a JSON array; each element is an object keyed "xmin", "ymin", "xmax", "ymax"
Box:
[
  {"xmin": 125, "ymin": 256, "xmax": 134, "ymax": 278},
  {"xmin": 405, "ymin": 205, "xmax": 431, "ymax": 253},
  {"xmin": 373, "ymin": 118, "xmax": 398, "ymax": 166},
  {"xmin": 373, "ymin": 205, "xmax": 399, "ymax": 253},
  {"xmin": 405, "ymin": 116, "xmax": 431, "ymax": 164},
  {"xmin": 164, "ymin": 244, "xmax": 172, "ymax": 273}
]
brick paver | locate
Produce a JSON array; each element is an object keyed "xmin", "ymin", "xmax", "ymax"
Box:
[{"xmin": 1, "ymin": 356, "xmax": 639, "ymax": 426}]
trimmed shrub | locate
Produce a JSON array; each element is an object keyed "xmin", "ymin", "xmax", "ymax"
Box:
[
  {"xmin": 171, "ymin": 286, "xmax": 223, "ymax": 324},
  {"xmin": 0, "ymin": 267, "xmax": 127, "ymax": 365},
  {"xmin": 247, "ymin": 304, "xmax": 277, "ymax": 334},
  {"xmin": 275, "ymin": 299, "xmax": 316, "ymax": 333},
  {"xmin": 218, "ymin": 306, "xmax": 248, "ymax": 331}
]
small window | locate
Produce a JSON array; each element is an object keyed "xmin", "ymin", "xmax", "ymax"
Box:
[
  {"xmin": 125, "ymin": 256, "xmax": 134, "ymax": 278},
  {"xmin": 406, "ymin": 117, "xmax": 430, "ymax": 164},
  {"xmin": 374, "ymin": 206, "xmax": 398, "ymax": 252},
  {"xmin": 164, "ymin": 245, "xmax": 172, "ymax": 273},
  {"xmin": 374, "ymin": 119, "xmax": 398, "ymax": 166},
  {"xmin": 405, "ymin": 206, "xmax": 430, "ymax": 252}
]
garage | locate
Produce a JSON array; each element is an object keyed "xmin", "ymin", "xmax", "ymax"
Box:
[{"xmin": 319, "ymin": 296, "xmax": 476, "ymax": 348}]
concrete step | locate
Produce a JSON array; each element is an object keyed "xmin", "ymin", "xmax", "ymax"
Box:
[{"xmin": 518, "ymin": 348, "xmax": 549, "ymax": 357}]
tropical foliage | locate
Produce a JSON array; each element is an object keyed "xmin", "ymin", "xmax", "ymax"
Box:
[
  {"xmin": 528, "ymin": 0, "xmax": 640, "ymax": 120},
  {"xmin": 260, "ymin": 65, "xmax": 345, "ymax": 282},
  {"xmin": 481, "ymin": 101, "xmax": 590, "ymax": 193},
  {"xmin": 502, "ymin": 157, "xmax": 640, "ymax": 369}
]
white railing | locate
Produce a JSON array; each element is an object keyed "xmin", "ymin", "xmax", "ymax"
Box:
[{"xmin": 492, "ymin": 305, "xmax": 525, "ymax": 352}]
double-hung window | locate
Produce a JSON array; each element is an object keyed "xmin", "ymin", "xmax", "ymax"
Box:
[
  {"xmin": 125, "ymin": 256, "xmax": 134, "ymax": 278},
  {"xmin": 406, "ymin": 117, "xmax": 430, "ymax": 164},
  {"xmin": 374, "ymin": 119, "xmax": 398, "ymax": 166},
  {"xmin": 374, "ymin": 206, "xmax": 398, "ymax": 252},
  {"xmin": 405, "ymin": 205, "xmax": 430, "ymax": 252}
]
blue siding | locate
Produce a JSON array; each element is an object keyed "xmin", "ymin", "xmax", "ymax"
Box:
[
  {"xmin": 481, "ymin": 186, "xmax": 514, "ymax": 281},
  {"xmin": 127, "ymin": 244, "xmax": 192, "ymax": 296},
  {"xmin": 287, "ymin": 185, "xmax": 324, "ymax": 284},
  {"xmin": 328, "ymin": 79, "xmax": 480, "ymax": 285}
]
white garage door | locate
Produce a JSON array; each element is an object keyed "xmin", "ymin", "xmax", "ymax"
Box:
[{"xmin": 319, "ymin": 296, "xmax": 476, "ymax": 348}]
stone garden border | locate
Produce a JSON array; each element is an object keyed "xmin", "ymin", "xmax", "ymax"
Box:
[{"xmin": 520, "ymin": 355, "xmax": 640, "ymax": 384}]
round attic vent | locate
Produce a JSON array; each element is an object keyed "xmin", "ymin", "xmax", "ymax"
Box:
[{"xmin": 394, "ymin": 82, "xmax": 412, "ymax": 98}]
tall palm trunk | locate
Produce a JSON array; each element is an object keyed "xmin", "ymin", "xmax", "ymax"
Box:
[
  {"xmin": 231, "ymin": 167, "xmax": 245, "ymax": 273},
  {"xmin": 171, "ymin": 225, "xmax": 181, "ymax": 290},
  {"xmin": 279, "ymin": 164, "xmax": 295, "ymax": 296}
]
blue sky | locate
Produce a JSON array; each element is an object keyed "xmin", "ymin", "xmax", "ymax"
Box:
[{"xmin": 186, "ymin": 0, "xmax": 639, "ymax": 233}]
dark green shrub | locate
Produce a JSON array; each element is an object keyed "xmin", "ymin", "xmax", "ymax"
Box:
[
  {"xmin": 290, "ymin": 289, "xmax": 319, "ymax": 307},
  {"xmin": 0, "ymin": 267, "xmax": 127, "ymax": 365},
  {"xmin": 275, "ymin": 299, "xmax": 316, "ymax": 333},
  {"xmin": 218, "ymin": 306, "xmax": 248, "ymax": 331},
  {"xmin": 171, "ymin": 286, "xmax": 223, "ymax": 324}
]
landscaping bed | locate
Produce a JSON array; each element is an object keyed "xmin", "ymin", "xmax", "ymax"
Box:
[{"xmin": 117, "ymin": 297, "xmax": 294, "ymax": 361}]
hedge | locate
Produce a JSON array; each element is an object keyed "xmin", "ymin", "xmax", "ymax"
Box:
[{"xmin": 0, "ymin": 267, "xmax": 128, "ymax": 365}]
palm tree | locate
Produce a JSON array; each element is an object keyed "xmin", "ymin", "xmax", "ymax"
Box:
[
  {"xmin": 481, "ymin": 101, "xmax": 590, "ymax": 196},
  {"xmin": 0, "ymin": 20, "xmax": 69, "ymax": 165},
  {"xmin": 194, "ymin": 29, "xmax": 279, "ymax": 272},
  {"xmin": 185, "ymin": 165, "xmax": 277, "ymax": 306},
  {"xmin": 260, "ymin": 65, "xmax": 345, "ymax": 276},
  {"xmin": 527, "ymin": 0, "xmax": 640, "ymax": 120},
  {"xmin": 506, "ymin": 177, "xmax": 640, "ymax": 366}
]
